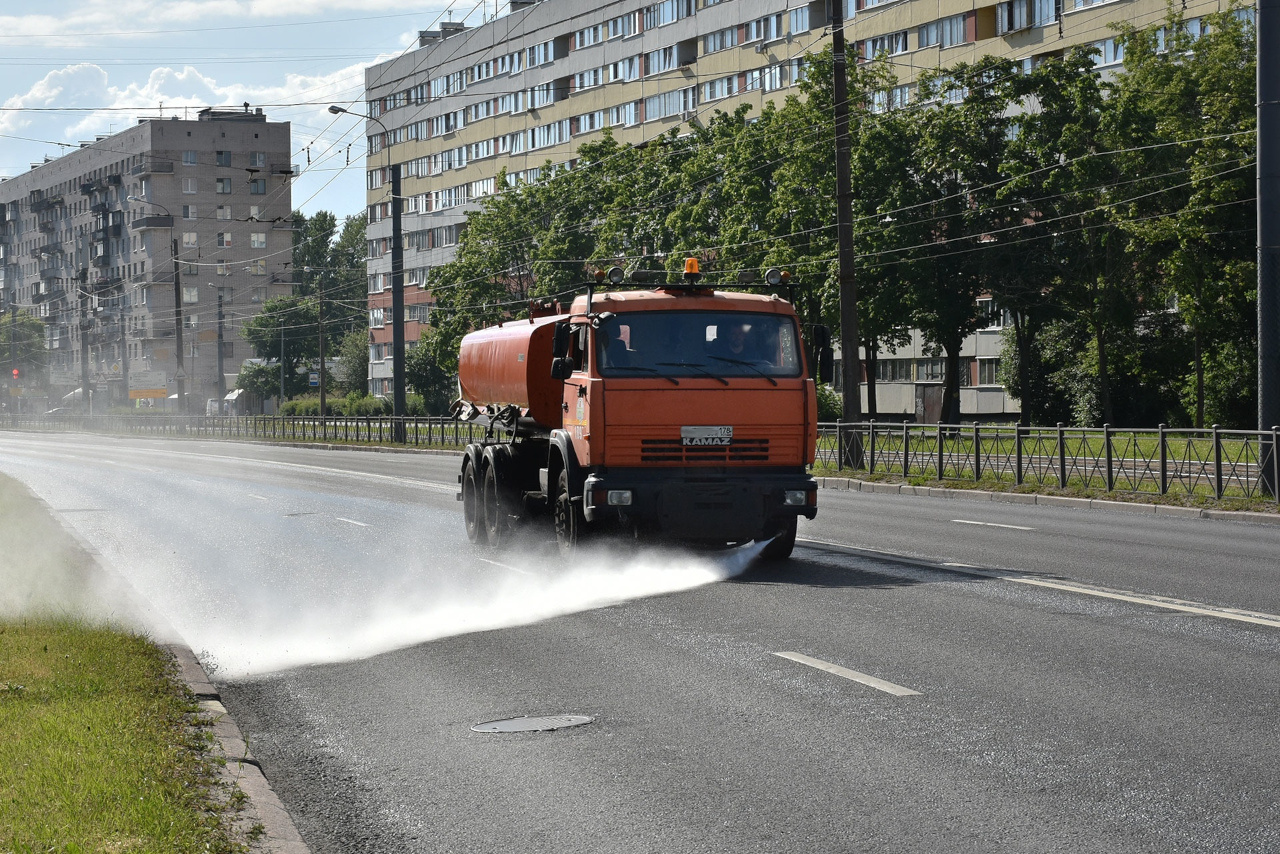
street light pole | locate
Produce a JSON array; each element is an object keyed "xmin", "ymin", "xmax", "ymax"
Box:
[{"xmin": 329, "ymin": 104, "xmax": 407, "ymax": 441}]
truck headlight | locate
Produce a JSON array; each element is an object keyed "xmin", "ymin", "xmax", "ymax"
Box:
[
  {"xmin": 607, "ymin": 490, "xmax": 633, "ymax": 506},
  {"xmin": 783, "ymin": 490, "xmax": 807, "ymax": 506}
]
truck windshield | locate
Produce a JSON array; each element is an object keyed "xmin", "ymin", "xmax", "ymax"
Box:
[{"xmin": 596, "ymin": 311, "xmax": 804, "ymax": 379}]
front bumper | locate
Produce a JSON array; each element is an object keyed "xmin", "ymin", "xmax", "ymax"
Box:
[{"xmin": 582, "ymin": 467, "xmax": 817, "ymax": 541}]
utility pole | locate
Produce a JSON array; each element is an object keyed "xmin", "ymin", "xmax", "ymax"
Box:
[
  {"xmin": 1260, "ymin": 0, "xmax": 1279, "ymax": 496},
  {"xmin": 119, "ymin": 310, "xmax": 130, "ymax": 410},
  {"xmin": 172, "ymin": 238, "xmax": 186, "ymax": 414},
  {"xmin": 832, "ymin": 0, "xmax": 863, "ymax": 468},
  {"xmin": 216, "ymin": 289, "xmax": 226, "ymax": 405},
  {"xmin": 391, "ymin": 162, "xmax": 407, "ymax": 443},
  {"xmin": 79, "ymin": 287, "xmax": 91, "ymax": 415},
  {"xmin": 317, "ymin": 283, "xmax": 326, "ymax": 430}
]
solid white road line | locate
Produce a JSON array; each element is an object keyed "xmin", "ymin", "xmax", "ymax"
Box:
[
  {"xmin": 773, "ymin": 651, "xmax": 921, "ymax": 696},
  {"xmin": 940, "ymin": 564, "xmax": 1280, "ymax": 630},
  {"xmin": 335, "ymin": 517, "xmax": 369, "ymax": 527},
  {"xmin": 799, "ymin": 537, "xmax": 1280, "ymax": 632},
  {"xmin": 951, "ymin": 519, "xmax": 1036, "ymax": 531}
]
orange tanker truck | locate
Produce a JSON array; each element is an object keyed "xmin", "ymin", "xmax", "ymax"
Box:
[{"xmin": 453, "ymin": 261, "xmax": 827, "ymax": 559}]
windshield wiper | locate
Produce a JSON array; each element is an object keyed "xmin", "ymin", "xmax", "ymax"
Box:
[
  {"xmin": 608, "ymin": 365, "xmax": 680, "ymax": 385},
  {"xmin": 656, "ymin": 362, "xmax": 729, "ymax": 386},
  {"xmin": 708, "ymin": 355, "xmax": 779, "ymax": 386}
]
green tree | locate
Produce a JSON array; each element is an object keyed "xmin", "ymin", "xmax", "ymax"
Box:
[
  {"xmin": 1108, "ymin": 6, "xmax": 1256, "ymax": 427},
  {"xmin": 334, "ymin": 329, "xmax": 370, "ymax": 396},
  {"xmin": 1, "ymin": 309, "xmax": 49, "ymax": 387},
  {"xmin": 405, "ymin": 329, "xmax": 456, "ymax": 415},
  {"xmin": 239, "ymin": 296, "xmax": 318, "ymax": 400}
]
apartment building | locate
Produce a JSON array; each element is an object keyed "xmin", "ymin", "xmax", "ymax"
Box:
[
  {"xmin": 361, "ymin": 0, "xmax": 1236, "ymax": 410},
  {"xmin": 0, "ymin": 108, "xmax": 295, "ymax": 412}
]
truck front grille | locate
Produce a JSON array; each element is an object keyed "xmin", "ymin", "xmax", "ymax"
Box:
[{"xmin": 639, "ymin": 438, "xmax": 770, "ymax": 464}]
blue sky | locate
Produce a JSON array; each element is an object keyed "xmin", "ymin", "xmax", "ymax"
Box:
[{"xmin": 0, "ymin": 0, "xmax": 490, "ymax": 220}]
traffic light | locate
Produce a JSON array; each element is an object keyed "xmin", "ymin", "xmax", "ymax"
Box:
[{"xmin": 9, "ymin": 368, "xmax": 17, "ymax": 382}]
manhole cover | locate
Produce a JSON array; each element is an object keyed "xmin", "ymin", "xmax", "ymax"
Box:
[{"xmin": 471, "ymin": 715, "xmax": 594, "ymax": 733}]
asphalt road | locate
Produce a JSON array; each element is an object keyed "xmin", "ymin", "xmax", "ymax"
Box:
[{"xmin": 1, "ymin": 431, "xmax": 1277, "ymax": 853}]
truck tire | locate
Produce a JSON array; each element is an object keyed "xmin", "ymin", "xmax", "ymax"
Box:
[
  {"xmin": 483, "ymin": 461, "xmax": 507, "ymax": 546},
  {"xmin": 758, "ymin": 516, "xmax": 797, "ymax": 560},
  {"xmin": 462, "ymin": 458, "xmax": 487, "ymax": 545},
  {"xmin": 553, "ymin": 468, "xmax": 584, "ymax": 553}
]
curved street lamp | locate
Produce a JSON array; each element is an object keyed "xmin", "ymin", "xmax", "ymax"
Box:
[{"xmin": 329, "ymin": 104, "xmax": 407, "ymax": 441}]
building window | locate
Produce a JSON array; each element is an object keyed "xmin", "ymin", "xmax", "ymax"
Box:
[
  {"xmin": 704, "ymin": 27, "xmax": 737, "ymax": 54},
  {"xmin": 249, "ymin": 260, "xmax": 266, "ymax": 275},
  {"xmin": 1089, "ymin": 37, "xmax": 1124, "ymax": 67},
  {"xmin": 182, "ymin": 177, "xmax": 197, "ymax": 194},
  {"xmin": 182, "ymin": 286, "xmax": 199, "ymax": 304},
  {"xmin": 249, "ymin": 179, "xmax": 267, "ymax": 194},
  {"xmin": 865, "ymin": 31, "xmax": 908, "ymax": 58},
  {"xmin": 370, "ymin": 307, "xmax": 385, "ymax": 328},
  {"xmin": 250, "ymin": 232, "xmax": 266, "ymax": 249},
  {"xmin": 182, "ymin": 151, "xmax": 197, "ymax": 166},
  {"xmin": 574, "ymin": 24, "xmax": 603, "ymax": 49},
  {"xmin": 875, "ymin": 359, "xmax": 913, "ymax": 383},
  {"xmin": 646, "ymin": 46, "xmax": 678, "ymax": 76},
  {"xmin": 216, "ymin": 233, "xmax": 231, "ymax": 247},
  {"xmin": 527, "ymin": 40, "xmax": 553, "ymax": 66},
  {"xmin": 609, "ymin": 102, "xmax": 638, "ymax": 127},
  {"xmin": 215, "ymin": 178, "xmax": 232, "ymax": 194},
  {"xmin": 997, "ymin": 0, "xmax": 1030, "ymax": 35},
  {"xmin": 608, "ymin": 11, "xmax": 640, "ymax": 39},
  {"xmin": 645, "ymin": 0, "xmax": 692, "ymax": 29},
  {"xmin": 182, "ymin": 205, "xmax": 196, "ymax": 220},
  {"xmin": 574, "ymin": 68, "xmax": 603, "ymax": 90},
  {"xmin": 920, "ymin": 14, "xmax": 967, "ymax": 49},
  {"xmin": 644, "ymin": 87, "xmax": 697, "ymax": 121},
  {"xmin": 216, "ymin": 205, "xmax": 231, "ymax": 220},
  {"xmin": 789, "ymin": 7, "xmax": 810, "ymax": 33},
  {"xmin": 608, "ymin": 57, "xmax": 640, "ymax": 82},
  {"xmin": 917, "ymin": 359, "xmax": 945, "ymax": 382},
  {"xmin": 215, "ymin": 151, "xmax": 232, "ymax": 167},
  {"xmin": 977, "ymin": 358, "xmax": 1001, "ymax": 386},
  {"xmin": 745, "ymin": 65, "xmax": 784, "ymax": 92},
  {"xmin": 182, "ymin": 232, "xmax": 198, "ymax": 248},
  {"xmin": 746, "ymin": 13, "xmax": 784, "ymax": 43},
  {"xmin": 702, "ymin": 75, "xmax": 739, "ymax": 102},
  {"xmin": 249, "ymin": 151, "xmax": 266, "ymax": 168}
]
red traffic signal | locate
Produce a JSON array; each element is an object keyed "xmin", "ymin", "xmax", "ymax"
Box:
[{"xmin": 9, "ymin": 368, "xmax": 17, "ymax": 380}]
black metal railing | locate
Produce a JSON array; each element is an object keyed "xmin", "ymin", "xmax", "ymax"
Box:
[
  {"xmin": 4, "ymin": 414, "xmax": 490, "ymax": 449},
  {"xmin": 817, "ymin": 422, "xmax": 1280, "ymax": 505}
]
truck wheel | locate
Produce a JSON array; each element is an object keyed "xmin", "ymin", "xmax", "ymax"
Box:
[
  {"xmin": 758, "ymin": 516, "xmax": 797, "ymax": 560},
  {"xmin": 553, "ymin": 468, "xmax": 584, "ymax": 553},
  {"xmin": 462, "ymin": 459, "xmax": 487, "ymax": 545},
  {"xmin": 483, "ymin": 462, "xmax": 507, "ymax": 546}
]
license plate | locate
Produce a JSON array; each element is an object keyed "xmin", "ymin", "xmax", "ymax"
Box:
[{"xmin": 681, "ymin": 425, "xmax": 732, "ymax": 446}]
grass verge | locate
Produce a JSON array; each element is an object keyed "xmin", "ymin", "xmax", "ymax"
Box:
[{"xmin": 0, "ymin": 619, "xmax": 246, "ymax": 854}]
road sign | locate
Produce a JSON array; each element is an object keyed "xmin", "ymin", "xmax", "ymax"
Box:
[
  {"xmin": 129, "ymin": 370, "xmax": 168, "ymax": 400},
  {"xmin": 309, "ymin": 372, "xmax": 319, "ymax": 387}
]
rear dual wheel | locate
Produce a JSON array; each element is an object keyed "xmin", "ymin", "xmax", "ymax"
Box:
[{"xmin": 462, "ymin": 458, "xmax": 486, "ymax": 545}]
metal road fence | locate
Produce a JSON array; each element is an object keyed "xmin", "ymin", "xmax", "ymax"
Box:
[
  {"xmin": 3, "ymin": 413, "xmax": 490, "ymax": 448},
  {"xmin": 817, "ymin": 422, "xmax": 1280, "ymax": 505},
  {"xmin": 4, "ymin": 414, "xmax": 1277, "ymax": 505}
]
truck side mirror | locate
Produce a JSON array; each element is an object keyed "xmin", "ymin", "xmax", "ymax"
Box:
[
  {"xmin": 551, "ymin": 356, "xmax": 576, "ymax": 380},
  {"xmin": 552, "ymin": 322, "xmax": 570, "ymax": 359},
  {"xmin": 819, "ymin": 347, "xmax": 835, "ymax": 385}
]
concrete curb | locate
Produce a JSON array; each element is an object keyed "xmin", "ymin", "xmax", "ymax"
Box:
[
  {"xmin": 815, "ymin": 476, "xmax": 1280, "ymax": 525},
  {"xmin": 165, "ymin": 644, "xmax": 311, "ymax": 854}
]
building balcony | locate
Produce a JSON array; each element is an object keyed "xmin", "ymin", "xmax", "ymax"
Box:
[
  {"xmin": 91, "ymin": 255, "xmax": 110, "ymax": 268},
  {"xmin": 131, "ymin": 215, "xmax": 174, "ymax": 230},
  {"xmin": 90, "ymin": 202, "xmax": 109, "ymax": 214},
  {"xmin": 131, "ymin": 160, "xmax": 174, "ymax": 176},
  {"xmin": 38, "ymin": 220, "xmax": 56, "ymax": 233}
]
